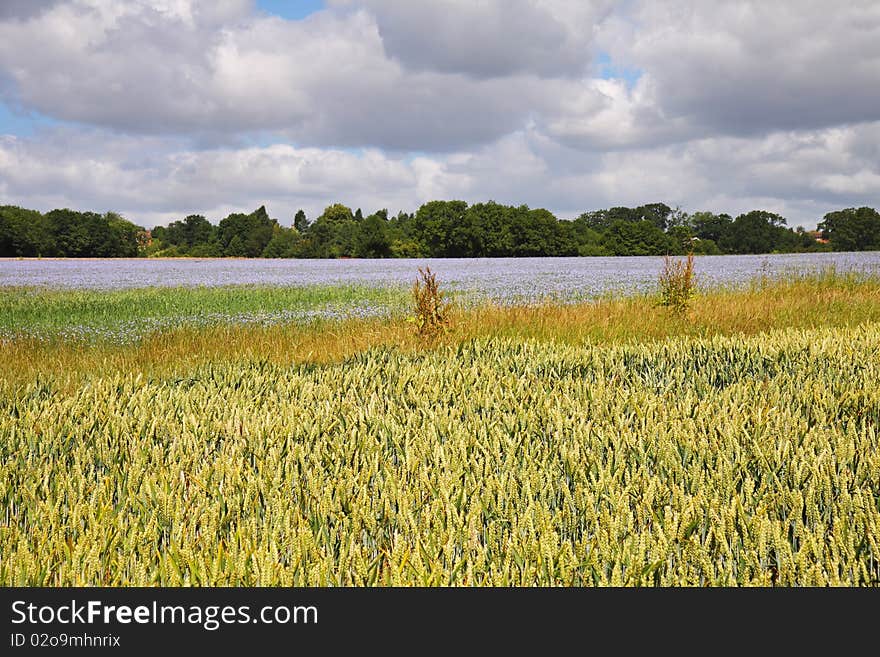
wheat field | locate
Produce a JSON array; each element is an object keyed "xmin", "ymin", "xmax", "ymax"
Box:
[{"xmin": 2, "ymin": 309, "xmax": 878, "ymax": 585}]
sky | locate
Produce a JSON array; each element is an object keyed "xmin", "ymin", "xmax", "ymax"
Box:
[{"xmin": 0, "ymin": 1, "xmax": 878, "ymax": 229}]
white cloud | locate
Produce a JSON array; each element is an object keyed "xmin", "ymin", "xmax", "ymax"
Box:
[
  {"xmin": 541, "ymin": 76, "xmax": 693, "ymax": 149},
  {"xmin": 3, "ymin": 121, "xmax": 878, "ymax": 229},
  {"xmin": 0, "ymin": 2, "xmax": 568, "ymax": 149},
  {"xmin": 0, "ymin": 128, "xmax": 423, "ymax": 225},
  {"xmin": 2, "ymin": 0, "xmax": 879, "ymax": 150}
]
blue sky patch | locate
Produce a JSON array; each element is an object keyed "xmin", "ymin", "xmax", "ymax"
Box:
[
  {"xmin": 255, "ymin": 0, "xmax": 325, "ymax": 21},
  {"xmin": 0, "ymin": 102, "xmax": 57, "ymax": 137},
  {"xmin": 596, "ymin": 52, "xmax": 643, "ymax": 89}
]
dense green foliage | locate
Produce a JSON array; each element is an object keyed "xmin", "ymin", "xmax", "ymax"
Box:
[
  {"xmin": 818, "ymin": 207, "xmax": 880, "ymax": 251},
  {"xmin": 0, "ymin": 206, "xmax": 144, "ymax": 257},
  {"xmin": 3, "ymin": 201, "xmax": 879, "ymax": 258}
]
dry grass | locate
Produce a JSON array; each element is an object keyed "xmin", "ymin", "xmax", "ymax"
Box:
[
  {"xmin": 466, "ymin": 272, "xmax": 880, "ymax": 344},
  {"xmin": 2, "ymin": 272, "xmax": 879, "ymax": 389}
]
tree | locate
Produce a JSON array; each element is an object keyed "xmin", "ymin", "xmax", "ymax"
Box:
[
  {"xmin": 665, "ymin": 206, "xmax": 690, "ymax": 230},
  {"xmin": 726, "ymin": 210, "xmax": 790, "ymax": 254},
  {"xmin": 390, "ymin": 239, "xmax": 426, "ymax": 257},
  {"xmin": 666, "ymin": 225, "xmax": 697, "ymax": 255},
  {"xmin": 413, "ymin": 200, "xmax": 473, "ymax": 257},
  {"xmin": 569, "ymin": 215, "xmax": 607, "ymax": 255},
  {"xmin": 818, "ymin": 207, "xmax": 880, "ymax": 251},
  {"xmin": 354, "ymin": 212, "xmax": 391, "ymax": 258},
  {"xmin": 601, "ymin": 219, "xmax": 672, "ymax": 255},
  {"xmin": 576, "ymin": 203, "xmax": 674, "ymax": 231},
  {"xmin": 262, "ymin": 226, "xmax": 299, "ymax": 258},
  {"xmin": 225, "ymin": 234, "xmax": 247, "ymax": 257},
  {"xmin": 188, "ymin": 242, "xmax": 223, "ymax": 257},
  {"xmin": 468, "ymin": 201, "xmax": 512, "ymax": 256},
  {"xmin": 308, "ymin": 203, "xmax": 356, "ymax": 257},
  {"xmin": 318, "ymin": 203, "xmax": 354, "ymax": 225},
  {"xmin": 103, "ymin": 212, "xmax": 143, "ymax": 257},
  {"xmin": 577, "ymin": 207, "xmax": 633, "ymax": 229},
  {"xmin": 690, "ymin": 212, "xmax": 732, "ymax": 248},
  {"xmin": 295, "ymin": 219, "xmax": 332, "ymax": 258},
  {"xmin": 293, "ymin": 209, "xmax": 308, "ymax": 233},
  {"xmin": 85, "ymin": 212, "xmax": 116, "ymax": 257},
  {"xmin": 157, "ymin": 214, "xmax": 217, "ymax": 251},
  {"xmin": 218, "ymin": 206, "xmax": 277, "ymax": 257},
  {"xmin": 32, "ymin": 208, "xmax": 145, "ymax": 257},
  {"xmin": 637, "ymin": 203, "xmax": 674, "ymax": 230},
  {"xmin": 0, "ymin": 206, "xmax": 54, "ymax": 256},
  {"xmin": 46, "ymin": 209, "xmax": 93, "ymax": 257},
  {"xmin": 508, "ymin": 206, "xmax": 576, "ymax": 256},
  {"xmin": 9, "ymin": 199, "xmax": 877, "ymax": 259}
]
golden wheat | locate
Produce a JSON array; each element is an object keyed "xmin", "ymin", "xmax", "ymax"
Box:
[{"xmin": 2, "ymin": 322, "xmax": 878, "ymax": 585}]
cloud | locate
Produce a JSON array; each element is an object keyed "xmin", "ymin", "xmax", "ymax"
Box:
[
  {"xmin": 539, "ymin": 76, "xmax": 694, "ymax": 150},
  {"xmin": 1, "ymin": 0, "xmax": 879, "ymax": 153},
  {"xmin": 601, "ymin": 1, "xmax": 880, "ymax": 137},
  {"xmin": 0, "ymin": 0, "xmax": 62, "ymax": 21},
  {"xmin": 0, "ymin": 127, "xmax": 425, "ymax": 226},
  {"xmin": 0, "ymin": 2, "xmax": 568, "ymax": 150},
  {"xmin": 330, "ymin": 0, "xmax": 613, "ymax": 78},
  {"xmin": 3, "ymin": 121, "xmax": 878, "ymax": 230},
  {"xmin": 220, "ymin": 11, "xmax": 559, "ymax": 150}
]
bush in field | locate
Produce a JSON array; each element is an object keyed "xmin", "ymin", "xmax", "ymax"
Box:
[
  {"xmin": 410, "ymin": 267, "xmax": 450, "ymax": 338},
  {"xmin": 658, "ymin": 252, "xmax": 696, "ymax": 313}
]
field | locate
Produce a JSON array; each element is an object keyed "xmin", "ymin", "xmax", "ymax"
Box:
[{"xmin": 1, "ymin": 270, "xmax": 879, "ymax": 585}]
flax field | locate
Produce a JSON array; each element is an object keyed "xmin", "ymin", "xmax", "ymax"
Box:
[{"xmin": 2, "ymin": 310, "xmax": 879, "ymax": 585}]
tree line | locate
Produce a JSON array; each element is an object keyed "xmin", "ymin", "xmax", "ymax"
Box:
[{"xmin": 2, "ymin": 201, "xmax": 879, "ymax": 258}]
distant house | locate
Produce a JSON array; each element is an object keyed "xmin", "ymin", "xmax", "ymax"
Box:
[
  {"xmin": 137, "ymin": 229, "xmax": 153, "ymax": 249},
  {"xmin": 806, "ymin": 230, "xmax": 829, "ymax": 244}
]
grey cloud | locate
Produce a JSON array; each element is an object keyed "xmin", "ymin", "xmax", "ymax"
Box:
[
  {"xmin": 536, "ymin": 77, "xmax": 695, "ymax": 151},
  {"xmin": 0, "ymin": 2, "xmax": 221, "ymax": 132},
  {"xmin": 2, "ymin": 0, "xmax": 879, "ymax": 155},
  {"xmin": 213, "ymin": 11, "xmax": 555, "ymax": 151},
  {"xmin": 607, "ymin": 1, "xmax": 880, "ymax": 137},
  {"xmin": 0, "ymin": 0, "xmax": 61, "ymax": 20},
  {"xmin": 285, "ymin": 71, "xmax": 554, "ymax": 151},
  {"xmin": 331, "ymin": 0, "xmax": 613, "ymax": 78},
  {"xmin": 0, "ymin": 3, "xmax": 554, "ymax": 150}
]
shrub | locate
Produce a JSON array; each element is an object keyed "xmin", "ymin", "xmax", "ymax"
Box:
[
  {"xmin": 658, "ymin": 252, "xmax": 696, "ymax": 313},
  {"xmin": 411, "ymin": 267, "xmax": 450, "ymax": 338}
]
